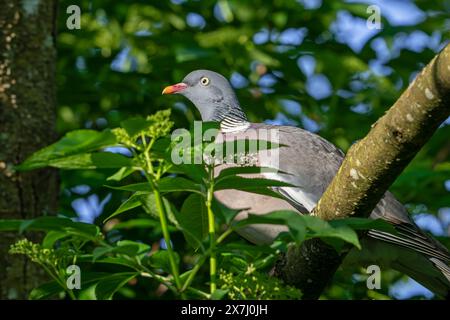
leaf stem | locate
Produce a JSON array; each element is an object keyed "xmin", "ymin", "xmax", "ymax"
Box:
[
  {"xmin": 141, "ymin": 134, "xmax": 182, "ymax": 294},
  {"xmin": 206, "ymin": 166, "xmax": 217, "ymax": 294},
  {"xmin": 216, "ymin": 228, "xmax": 233, "ymax": 244},
  {"xmin": 181, "ymin": 253, "xmax": 208, "ymax": 292},
  {"xmin": 41, "ymin": 264, "xmax": 76, "ymax": 300},
  {"xmin": 153, "ymin": 187, "xmax": 182, "ymax": 290},
  {"xmin": 181, "ymin": 226, "xmax": 232, "ymax": 293}
]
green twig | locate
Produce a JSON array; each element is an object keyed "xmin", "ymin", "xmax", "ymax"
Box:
[
  {"xmin": 206, "ymin": 166, "xmax": 217, "ymax": 294},
  {"xmin": 153, "ymin": 187, "xmax": 182, "ymax": 289},
  {"xmin": 41, "ymin": 264, "xmax": 76, "ymax": 300},
  {"xmin": 141, "ymin": 134, "xmax": 183, "ymax": 295},
  {"xmin": 181, "ymin": 203, "xmax": 234, "ymax": 293},
  {"xmin": 181, "ymin": 253, "xmax": 208, "ymax": 292}
]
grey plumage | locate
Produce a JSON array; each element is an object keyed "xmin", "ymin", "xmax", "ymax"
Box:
[{"xmin": 163, "ymin": 69, "xmax": 450, "ymax": 298}]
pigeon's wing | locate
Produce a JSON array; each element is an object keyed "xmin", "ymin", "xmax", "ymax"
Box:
[
  {"xmin": 255, "ymin": 124, "xmax": 450, "ymax": 262},
  {"xmin": 255, "ymin": 124, "xmax": 346, "ymax": 212},
  {"xmin": 273, "ymin": 186, "xmax": 309, "ymax": 213},
  {"xmin": 257, "ymin": 125, "xmax": 411, "ymax": 220}
]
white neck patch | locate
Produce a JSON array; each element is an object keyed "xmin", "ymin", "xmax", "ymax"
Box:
[{"xmin": 220, "ymin": 120, "xmax": 251, "ymax": 133}]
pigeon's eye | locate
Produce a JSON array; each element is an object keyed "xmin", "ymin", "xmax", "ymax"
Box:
[{"xmin": 200, "ymin": 77, "xmax": 210, "ymax": 86}]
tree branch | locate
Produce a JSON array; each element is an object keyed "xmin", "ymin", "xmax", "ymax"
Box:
[{"xmin": 274, "ymin": 43, "xmax": 450, "ymax": 299}]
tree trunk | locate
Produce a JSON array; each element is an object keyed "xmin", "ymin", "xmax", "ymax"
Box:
[{"xmin": 0, "ymin": 0, "xmax": 58, "ymax": 299}]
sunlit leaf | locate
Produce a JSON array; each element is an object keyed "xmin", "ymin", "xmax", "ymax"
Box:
[{"xmin": 16, "ymin": 130, "xmax": 117, "ymax": 171}]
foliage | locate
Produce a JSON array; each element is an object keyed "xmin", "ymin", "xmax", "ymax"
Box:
[
  {"xmin": 2, "ymin": 0, "xmax": 450, "ymax": 300},
  {"xmin": 4, "ymin": 109, "xmax": 393, "ymax": 300}
]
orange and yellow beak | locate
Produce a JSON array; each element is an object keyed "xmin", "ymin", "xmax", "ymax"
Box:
[{"xmin": 162, "ymin": 82, "xmax": 188, "ymax": 95}]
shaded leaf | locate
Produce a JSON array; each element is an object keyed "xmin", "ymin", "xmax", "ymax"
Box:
[
  {"xmin": 216, "ymin": 166, "xmax": 284, "ymax": 182},
  {"xmin": 45, "ymin": 152, "xmax": 132, "ymax": 170},
  {"xmin": 107, "ymin": 167, "xmax": 136, "ymax": 181},
  {"xmin": 120, "ymin": 116, "xmax": 153, "ymax": 138},
  {"xmin": 138, "ymin": 193, "xmax": 179, "ymax": 226},
  {"xmin": 234, "ymin": 211, "xmax": 361, "ymax": 249},
  {"xmin": 103, "ymin": 192, "xmax": 147, "ymax": 223},
  {"xmin": 212, "ymin": 199, "xmax": 242, "ymax": 225},
  {"xmin": 29, "ymin": 281, "xmax": 63, "ymax": 300},
  {"xmin": 111, "ymin": 219, "xmax": 160, "ymax": 230},
  {"xmin": 0, "ymin": 217, "xmax": 100, "ymax": 240},
  {"xmin": 95, "ymin": 272, "xmax": 138, "ymax": 300},
  {"xmin": 175, "ymin": 194, "xmax": 209, "ymax": 249},
  {"xmin": 147, "ymin": 250, "xmax": 180, "ymax": 273},
  {"xmin": 215, "ymin": 176, "xmax": 295, "ymax": 190},
  {"xmin": 42, "ymin": 231, "xmax": 69, "ymax": 249},
  {"xmin": 107, "ymin": 176, "xmax": 203, "ymax": 195}
]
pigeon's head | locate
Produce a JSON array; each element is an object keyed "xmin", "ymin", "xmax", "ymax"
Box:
[{"xmin": 162, "ymin": 70, "xmax": 244, "ymax": 122}]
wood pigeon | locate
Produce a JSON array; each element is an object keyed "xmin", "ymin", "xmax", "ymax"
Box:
[{"xmin": 163, "ymin": 69, "xmax": 450, "ymax": 297}]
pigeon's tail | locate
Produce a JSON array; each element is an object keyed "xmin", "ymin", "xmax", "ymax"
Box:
[
  {"xmin": 430, "ymin": 257, "xmax": 450, "ymax": 283},
  {"xmin": 391, "ymin": 256, "xmax": 450, "ymax": 299},
  {"xmin": 367, "ymin": 224, "xmax": 450, "ymax": 299},
  {"xmin": 349, "ymin": 236, "xmax": 450, "ymax": 299}
]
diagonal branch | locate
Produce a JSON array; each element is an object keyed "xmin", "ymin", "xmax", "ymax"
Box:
[{"xmin": 274, "ymin": 43, "xmax": 450, "ymax": 299}]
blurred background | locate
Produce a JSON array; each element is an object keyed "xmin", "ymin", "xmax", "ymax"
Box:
[{"xmin": 55, "ymin": 0, "xmax": 450, "ymax": 299}]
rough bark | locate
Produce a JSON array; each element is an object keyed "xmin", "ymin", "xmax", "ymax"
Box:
[
  {"xmin": 275, "ymin": 44, "xmax": 450, "ymax": 299},
  {"xmin": 0, "ymin": 0, "xmax": 58, "ymax": 299}
]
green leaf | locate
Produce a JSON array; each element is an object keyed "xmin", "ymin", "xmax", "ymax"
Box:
[
  {"xmin": 29, "ymin": 272, "xmax": 117, "ymax": 300},
  {"xmin": 234, "ymin": 211, "xmax": 361, "ymax": 249},
  {"xmin": 211, "ymin": 289, "xmax": 229, "ymax": 300},
  {"xmin": 169, "ymin": 164, "xmax": 208, "ymax": 183},
  {"xmin": 233, "ymin": 211, "xmax": 292, "ymax": 229},
  {"xmin": 107, "ymin": 167, "xmax": 136, "ymax": 181},
  {"xmin": 93, "ymin": 247, "xmax": 114, "ymax": 261},
  {"xmin": 158, "ymin": 177, "xmax": 204, "ymax": 194},
  {"xmin": 138, "ymin": 193, "xmax": 179, "ymax": 226},
  {"xmin": 107, "ymin": 177, "xmax": 203, "ymax": 195},
  {"xmin": 16, "ymin": 129, "xmax": 117, "ymax": 171},
  {"xmin": 111, "ymin": 218, "xmax": 160, "ymax": 230},
  {"xmin": 95, "ymin": 272, "xmax": 138, "ymax": 300},
  {"xmin": 212, "ymin": 138, "xmax": 281, "ymax": 156},
  {"xmin": 151, "ymin": 137, "xmax": 172, "ymax": 160},
  {"xmin": 107, "ymin": 182, "xmax": 152, "ymax": 192},
  {"xmin": 103, "ymin": 192, "xmax": 146, "ymax": 222},
  {"xmin": 93, "ymin": 240, "xmax": 150, "ymax": 261},
  {"xmin": 0, "ymin": 217, "xmax": 100, "ymax": 240},
  {"xmin": 215, "ymin": 166, "xmax": 283, "ymax": 182},
  {"xmin": 42, "ymin": 231, "xmax": 68, "ymax": 248},
  {"xmin": 120, "ymin": 116, "xmax": 153, "ymax": 138},
  {"xmin": 93, "ymin": 257, "xmax": 139, "ymax": 270},
  {"xmin": 147, "ymin": 250, "xmax": 180, "ymax": 273},
  {"xmin": 29, "ymin": 281, "xmax": 63, "ymax": 300},
  {"xmin": 78, "ymin": 285, "xmax": 97, "ymax": 300},
  {"xmin": 116, "ymin": 240, "xmax": 151, "ymax": 258},
  {"xmin": 329, "ymin": 217, "xmax": 397, "ymax": 234},
  {"xmin": 219, "ymin": 242, "xmax": 275, "ymax": 256},
  {"xmin": 45, "ymin": 152, "xmax": 132, "ymax": 170},
  {"xmin": 215, "ymin": 176, "xmax": 294, "ymax": 190},
  {"xmin": 221, "ymin": 256, "xmax": 248, "ymax": 272},
  {"xmin": 214, "ymin": 176, "xmax": 293, "ymax": 200},
  {"xmin": 176, "ymin": 194, "xmax": 208, "ymax": 249},
  {"xmin": 212, "ymin": 199, "xmax": 242, "ymax": 225}
]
